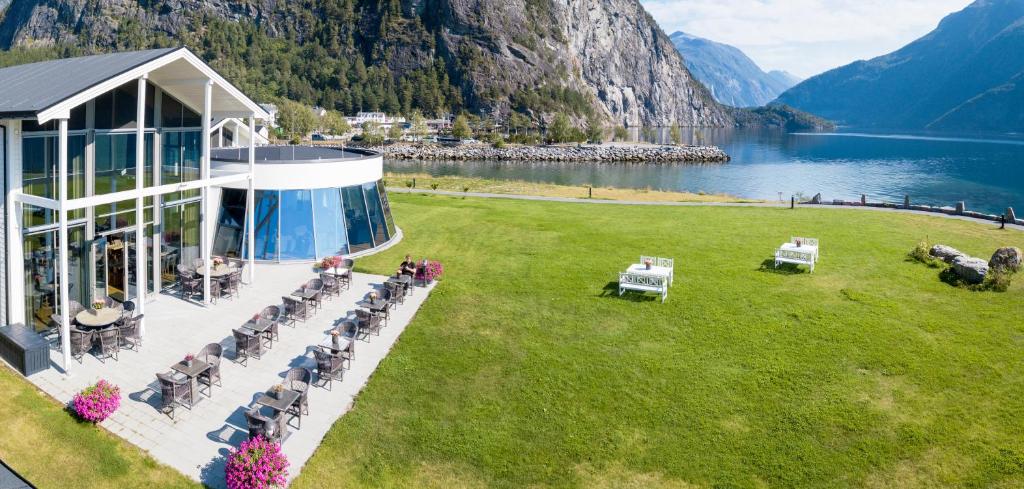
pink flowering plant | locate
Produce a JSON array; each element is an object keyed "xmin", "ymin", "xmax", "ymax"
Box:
[
  {"xmin": 71, "ymin": 379, "xmax": 121, "ymax": 423},
  {"xmin": 225, "ymin": 435, "xmax": 289, "ymax": 489},
  {"xmin": 425, "ymin": 261, "xmax": 445, "ymax": 281}
]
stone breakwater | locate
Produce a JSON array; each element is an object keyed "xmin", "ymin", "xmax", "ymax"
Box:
[{"xmin": 378, "ymin": 143, "xmax": 730, "ymax": 163}]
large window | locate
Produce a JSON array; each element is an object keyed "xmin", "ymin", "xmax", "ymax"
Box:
[
  {"xmin": 363, "ymin": 182, "xmax": 389, "ymax": 246},
  {"xmin": 279, "ymin": 190, "xmax": 315, "ymax": 260},
  {"xmin": 161, "ymin": 130, "xmax": 202, "ymax": 202},
  {"xmin": 161, "ymin": 202, "xmax": 200, "ymax": 285},
  {"xmin": 341, "ymin": 185, "xmax": 373, "ymax": 253},
  {"xmin": 23, "ymin": 226, "xmax": 87, "ymax": 332},
  {"xmin": 21, "ymin": 134, "xmax": 86, "ymax": 225},
  {"xmin": 214, "ymin": 189, "xmax": 247, "ymax": 258},
  {"xmin": 313, "ymin": 188, "xmax": 348, "ymax": 258},
  {"xmin": 251, "ymin": 191, "xmax": 280, "ymax": 261}
]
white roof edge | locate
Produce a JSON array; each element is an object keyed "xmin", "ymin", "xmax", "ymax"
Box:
[{"xmin": 36, "ymin": 48, "xmax": 271, "ymax": 124}]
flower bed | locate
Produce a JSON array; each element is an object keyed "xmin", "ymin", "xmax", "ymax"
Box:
[
  {"xmin": 71, "ymin": 379, "xmax": 121, "ymax": 423},
  {"xmin": 425, "ymin": 261, "xmax": 444, "ymax": 281},
  {"xmin": 225, "ymin": 436, "xmax": 289, "ymax": 489}
]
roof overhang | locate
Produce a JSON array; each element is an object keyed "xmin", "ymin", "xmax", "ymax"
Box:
[{"xmin": 36, "ymin": 48, "xmax": 270, "ymax": 124}]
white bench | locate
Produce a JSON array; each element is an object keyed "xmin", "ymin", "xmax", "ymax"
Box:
[
  {"xmin": 619, "ymin": 272, "xmax": 668, "ymax": 302},
  {"xmin": 775, "ymin": 249, "xmax": 815, "ymax": 273},
  {"xmin": 790, "ymin": 237, "xmax": 820, "ymax": 260},
  {"xmin": 639, "ymin": 256, "xmax": 675, "ymax": 285}
]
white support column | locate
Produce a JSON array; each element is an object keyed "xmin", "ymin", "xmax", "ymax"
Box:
[
  {"xmin": 152, "ymin": 88, "xmax": 163, "ymax": 293},
  {"xmin": 201, "ymin": 80, "xmax": 213, "ymax": 303},
  {"xmin": 217, "ymin": 126, "xmax": 223, "ymax": 148},
  {"xmin": 134, "ymin": 76, "xmax": 148, "ymax": 335},
  {"xmin": 5, "ymin": 120, "xmax": 25, "ymax": 325},
  {"xmin": 247, "ymin": 115, "xmax": 256, "ymax": 283},
  {"xmin": 57, "ymin": 118, "xmax": 72, "ymax": 372}
]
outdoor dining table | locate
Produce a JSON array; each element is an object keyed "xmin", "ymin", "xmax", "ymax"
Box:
[
  {"xmin": 256, "ymin": 388, "xmax": 300, "ymax": 431},
  {"xmin": 171, "ymin": 358, "xmax": 211, "ymax": 403},
  {"xmin": 779, "ymin": 242, "xmax": 819, "ymax": 261},
  {"xmin": 243, "ymin": 318, "xmax": 275, "ymax": 348},
  {"xmin": 386, "ymin": 275, "xmax": 412, "ymax": 295},
  {"xmin": 75, "ymin": 307, "xmax": 123, "ymax": 329},
  {"xmin": 626, "ymin": 263, "xmax": 673, "ymax": 286},
  {"xmin": 195, "ymin": 264, "xmax": 233, "ymax": 278},
  {"xmin": 319, "ymin": 335, "xmax": 355, "ymax": 357},
  {"xmin": 358, "ymin": 298, "xmax": 387, "ymax": 314}
]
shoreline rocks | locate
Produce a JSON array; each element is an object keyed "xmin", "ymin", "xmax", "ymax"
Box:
[
  {"xmin": 952, "ymin": 256, "xmax": 990, "ymax": 284},
  {"xmin": 989, "ymin": 247, "xmax": 1022, "ymax": 273},
  {"xmin": 375, "ymin": 143, "xmax": 730, "ymax": 163},
  {"xmin": 930, "ymin": 245, "xmax": 965, "ymax": 263}
]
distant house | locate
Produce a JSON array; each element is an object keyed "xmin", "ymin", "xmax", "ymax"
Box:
[
  {"xmin": 258, "ymin": 103, "xmax": 278, "ymax": 127},
  {"xmin": 345, "ymin": 112, "xmax": 407, "ymax": 130},
  {"xmin": 211, "ymin": 117, "xmax": 270, "ymax": 148}
]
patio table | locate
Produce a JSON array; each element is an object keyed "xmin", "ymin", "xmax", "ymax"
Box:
[
  {"xmin": 171, "ymin": 359, "xmax": 211, "ymax": 403},
  {"xmin": 195, "ymin": 264, "xmax": 233, "ymax": 278},
  {"xmin": 256, "ymin": 388, "xmax": 300, "ymax": 415},
  {"xmin": 319, "ymin": 335, "xmax": 355, "ymax": 356},
  {"xmin": 75, "ymin": 307, "xmax": 122, "ymax": 329},
  {"xmin": 386, "ymin": 274, "xmax": 412, "ymax": 293},
  {"xmin": 626, "ymin": 263, "xmax": 673, "ymax": 286},
  {"xmin": 358, "ymin": 298, "xmax": 387, "ymax": 314},
  {"xmin": 243, "ymin": 318, "xmax": 275, "ymax": 348}
]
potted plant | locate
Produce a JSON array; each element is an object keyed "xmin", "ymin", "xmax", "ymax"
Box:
[
  {"xmin": 92, "ymin": 299, "xmax": 104, "ymax": 310},
  {"xmin": 330, "ymin": 329, "xmax": 341, "ymax": 350},
  {"xmin": 224, "ymin": 435, "xmax": 289, "ymax": 489},
  {"xmin": 213, "ymin": 256, "xmax": 225, "ymax": 267},
  {"xmin": 71, "ymin": 379, "xmax": 121, "ymax": 423},
  {"xmin": 425, "ymin": 261, "xmax": 445, "ymax": 282},
  {"xmin": 270, "ymin": 384, "xmax": 285, "ymax": 400},
  {"xmin": 184, "ymin": 353, "xmax": 195, "ymax": 367},
  {"xmin": 368, "ymin": 291, "xmax": 378, "ymax": 302}
]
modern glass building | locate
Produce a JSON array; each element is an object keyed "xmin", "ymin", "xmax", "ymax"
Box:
[
  {"xmin": 0, "ymin": 48, "xmax": 269, "ymax": 371},
  {"xmin": 211, "ymin": 146, "xmax": 397, "ymax": 262}
]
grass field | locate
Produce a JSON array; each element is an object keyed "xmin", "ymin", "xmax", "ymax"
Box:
[
  {"xmin": 293, "ymin": 193, "xmax": 1024, "ymax": 488},
  {"xmin": 384, "ymin": 172, "xmax": 758, "ymax": 203},
  {"xmin": 2, "ymin": 193, "xmax": 1022, "ymax": 488}
]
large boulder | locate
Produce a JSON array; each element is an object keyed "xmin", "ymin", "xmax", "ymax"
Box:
[
  {"xmin": 952, "ymin": 256, "xmax": 989, "ymax": 284},
  {"xmin": 930, "ymin": 245, "xmax": 965, "ymax": 263},
  {"xmin": 989, "ymin": 247, "xmax": 1022, "ymax": 273}
]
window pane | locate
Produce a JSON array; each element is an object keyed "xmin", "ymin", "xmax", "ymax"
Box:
[
  {"xmin": 341, "ymin": 185, "xmax": 373, "ymax": 253},
  {"xmin": 94, "ymin": 91, "xmax": 113, "ymax": 130},
  {"xmin": 279, "ymin": 190, "xmax": 315, "ymax": 260},
  {"xmin": 94, "ymin": 134, "xmax": 137, "ymax": 195},
  {"xmin": 252, "ymin": 191, "xmax": 279, "ymax": 260},
  {"xmin": 161, "ymin": 92, "xmax": 183, "ymax": 128},
  {"xmin": 214, "ymin": 189, "xmax": 247, "ymax": 258},
  {"xmin": 377, "ymin": 180, "xmax": 397, "ymax": 236},
  {"xmin": 113, "ymin": 82, "xmax": 137, "ymax": 129},
  {"xmin": 180, "ymin": 202, "xmax": 201, "ymax": 266},
  {"xmin": 363, "ymin": 182, "xmax": 389, "ymax": 245},
  {"xmin": 312, "ymin": 188, "xmax": 347, "ymax": 258}
]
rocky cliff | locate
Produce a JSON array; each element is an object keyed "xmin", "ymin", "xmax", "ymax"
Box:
[{"xmin": 0, "ymin": 0, "xmax": 733, "ymax": 127}]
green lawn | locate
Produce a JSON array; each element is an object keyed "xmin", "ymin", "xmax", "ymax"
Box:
[{"xmin": 294, "ymin": 193, "xmax": 1024, "ymax": 488}]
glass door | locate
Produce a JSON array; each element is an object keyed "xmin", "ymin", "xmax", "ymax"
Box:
[{"xmin": 104, "ymin": 232, "xmax": 127, "ymax": 302}]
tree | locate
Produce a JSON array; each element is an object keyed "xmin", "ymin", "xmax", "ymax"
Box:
[
  {"xmin": 547, "ymin": 113, "xmax": 572, "ymax": 143},
  {"xmin": 613, "ymin": 126, "xmax": 629, "ymax": 141},
  {"xmin": 586, "ymin": 113, "xmax": 605, "ymax": 143},
  {"xmin": 452, "ymin": 114, "xmax": 471, "ymax": 140},
  {"xmin": 362, "ymin": 121, "xmax": 384, "ymax": 145},
  {"xmin": 409, "ymin": 111, "xmax": 429, "ymax": 141},
  {"xmin": 321, "ymin": 110, "xmax": 351, "ymax": 136},
  {"xmin": 669, "ymin": 123, "xmax": 682, "ymax": 145},
  {"xmin": 388, "ymin": 123, "xmax": 404, "ymax": 141},
  {"xmin": 509, "ymin": 111, "xmax": 531, "ymax": 135},
  {"xmin": 277, "ymin": 100, "xmax": 317, "ymax": 142}
]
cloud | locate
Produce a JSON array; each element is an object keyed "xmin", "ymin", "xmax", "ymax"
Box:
[{"xmin": 641, "ymin": 0, "xmax": 973, "ymax": 77}]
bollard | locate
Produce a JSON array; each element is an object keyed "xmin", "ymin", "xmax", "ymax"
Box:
[
  {"xmin": 904, "ymin": 195, "xmax": 910, "ymax": 208},
  {"xmin": 861, "ymin": 194, "xmax": 866, "ymax": 205},
  {"xmin": 412, "ymin": 178, "xmax": 416, "ymax": 188},
  {"xmin": 1001, "ymin": 215, "xmax": 1006, "ymax": 229},
  {"xmin": 791, "ymin": 196, "xmax": 795, "ymax": 209},
  {"xmin": 588, "ymin": 186, "xmax": 592, "ymax": 199},
  {"xmin": 955, "ymin": 201, "xmax": 965, "ymax": 214}
]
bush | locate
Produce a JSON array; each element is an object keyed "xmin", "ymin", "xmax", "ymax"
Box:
[
  {"xmin": 225, "ymin": 435, "xmax": 289, "ymax": 489},
  {"xmin": 430, "ymin": 183, "xmax": 439, "ymax": 190},
  {"xmin": 908, "ymin": 240, "xmax": 941, "ymax": 268},
  {"xmin": 982, "ymin": 269, "xmax": 1014, "ymax": 292},
  {"xmin": 72, "ymin": 379, "xmax": 120, "ymax": 423}
]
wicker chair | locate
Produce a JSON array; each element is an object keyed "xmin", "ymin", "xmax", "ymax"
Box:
[
  {"xmin": 69, "ymin": 327, "xmax": 92, "ymax": 362},
  {"xmin": 192, "ymin": 258, "xmax": 205, "ymax": 271},
  {"xmin": 95, "ymin": 327, "xmax": 119, "ymax": 363},
  {"xmin": 120, "ymin": 300, "xmax": 136, "ymax": 323},
  {"xmin": 222, "ymin": 271, "xmax": 242, "ymax": 298},
  {"xmin": 339, "ymin": 259, "xmax": 354, "ymax": 289},
  {"xmin": 260, "ymin": 306, "xmax": 283, "ymax": 339},
  {"xmin": 354, "ymin": 309, "xmax": 381, "ymax": 339},
  {"xmin": 232, "ymin": 328, "xmax": 263, "ymax": 366},
  {"xmin": 385, "ymin": 281, "xmax": 404, "ymax": 305},
  {"xmin": 284, "ymin": 367, "xmax": 312, "ymax": 428},
  {"xmin": 197, "ymin": 343, "xmax": 223, "ymax": 395},
  {"xmin": 320, "ymin": 273, "xmax": 341, "ymax": 299},
  {"xmin": 305, "ymin": 279, "xmax": 324, "ymax": 311},
  {"xmin": 118, "ymin": 313, "xmax": 144, "ymax": 352},
  {"xmin": 177, "ymin": 267, "xmax": 200, "ymax": 299},
  {"xmin": 245, "ymin": 407, "xmax": 285, "ymax": 444},
  {"xmin": 328, "ymin": 328, "xmax": 355, "ymax": 367},
  {"xmin": 156, "ymin": 372, "xmax": 192, "ymax": 419},
  {"xmin": 282, "ymin": 296, "xmax": 308, "ymax": 323},
  {"xmin": 313, "ymin": 347, "xmax": 345, "ymax": 390}
]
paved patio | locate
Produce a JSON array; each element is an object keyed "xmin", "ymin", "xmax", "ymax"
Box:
[{"xmin": 27, "ymin": 263, "xmax": 434, "ymax": 487}]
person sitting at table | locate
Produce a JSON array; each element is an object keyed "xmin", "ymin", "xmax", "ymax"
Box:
[{"xmin": 398, "ymin": 255, "xmax": 416, "ymax": 278}]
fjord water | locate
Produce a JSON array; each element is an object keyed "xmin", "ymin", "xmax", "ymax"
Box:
[{"xmin": 385, "ymin": 129, "xmax": 1024, "ymax": 215}]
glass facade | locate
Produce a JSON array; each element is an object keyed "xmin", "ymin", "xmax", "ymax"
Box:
[
  {"xmin": 18, "ymin": 80, "xmax": 205, "ymax": 328},
  {"xmin": 216, "ymin": 181, "xmax": 395, "ymax": 261}
]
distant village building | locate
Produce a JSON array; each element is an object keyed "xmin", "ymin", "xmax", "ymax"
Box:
[
  {"xmin": 258, "ymin": 103, "xmax": 278, "ymax": 127},
  {"xmin": 346, "ymin": 112, "xmax": 407, "ymax": 129}
]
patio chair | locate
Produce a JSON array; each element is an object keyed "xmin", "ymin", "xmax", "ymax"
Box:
[
  {"xmin": 208, "ymin": 279, "xmax": 225, "ymax": 304},
  {"xmin": 68, "ymin": 300, "xmax": 86, "ymax": 318},
  {"xmin": 329, "ymin": 327, "xmax": 356, "ymax": 366},
  {"xmin": 156, "ymin": 372, "xmax": 192, "ymax": 419},
  {"xmin": 120, "ymin": 300, "xmax": 136, "ymax": 324},
  {"xmin": 354, "ymin": 309, "xmax": 381, "ymax": 339},
  {"xmin": 385, "ymin": 281, "xmax": 404, "ymax": 305},
  {"xmin": 340, "ymin": 259, "xmax": 354, "ymax": 289},
  {"xmin": 305, "ymin": 279, "xmax": 325, "ymax": 309},
  {"xmin": 282, "ymin": 296, "xmax": 308, "ymax": 323},
  {"xmin": 197, "ymin": 342, "xmax": 223, "ymax": 395},
  {"xmin": 223, "ymin": 271, "xmax": 242, "ymax": 298},
  {"xmin": 45, "ymin": 313, "xmax": 64, "ymax": 350},
  {"xmin": 103, "ymin": 296, "xmax": 120, "ymax": 309},
  {"xmin": 374, "ymin": 290, "xmax": 393, "ymax": 325},
  {"xmin": 320, "ymin": 273, "xmax": 341, "ymax": 299},
  {"xmin": 192, "ymin": 258, "xmax": 205, "ymax": 271},
  {"xmin": 245, "ymin": 407, "xmax": 285, "ymax": 444},
  {"xmin": 69, "ymin": 327, "xmax": 92, "ymax": 362},
  {"xmin": 313, "ymin": 347, "xmax": 345, "ymax": 391},
  {"xmin": 284, "ymin": 367, "xmax": 312, "ymax": 428},
  {"xmin": 232, "ymin": 328, "xmax": 263, "ymax": 366},
  {"xmin": 260, "ymin": 306, "xmax": 285, "ymax": 339},
  {"xmin": 95, "ymin": 327, "xmax": 119, "ymax": 363},
  {"xmin": 177, "ymin": 269, "xmax": 200, "ymax": 299},
  {"xmin": 118, "ymin": 313, "xmax": 144, "ymax": 352}
]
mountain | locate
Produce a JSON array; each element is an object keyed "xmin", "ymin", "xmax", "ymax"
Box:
[
  {"xmin": 767, "ymin": 70, "xmax": 802, "ymax": 88},
  {"xmin": 669, "ymin": 31, "xmax": 800, "ymax": 108},
  {"xmin": 0, "ymin": 0, "xmax": 731, "ymax": 127},
  {"xmin": 776, "ymin": 0, "xmax": 1024, "ymax": 133}
]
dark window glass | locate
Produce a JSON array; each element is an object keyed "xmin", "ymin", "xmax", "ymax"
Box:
[
  {"xmin": 161, "ymin": 92, "xmax": 183, "ymax": 128},
  {"xmin": 214, "ymin": 189, "xmax": 247, "ymax": 257},
  {"xmin": 113, "ymin": 83, "xmax": 137, "ymax": 129},
  {"xmin": 312, "ymin": 188, "xmax": 348, "ymax": 258},
  {"xmin": 363, "ymin": 182, "xmax": 389, "ymax": 245},
  {"xmin": 182, "ymin": 101, "xmax": 201, "ymax": 127},
  {"xmin": 94, "ymin": 91, "xmax": 114, "ymax": 130},
  {"xmin": 251, "ymin": 191, "xmax": 279, "ymax": 260},
  {"xmin": 145, "ymin": 84, "xmax": 155, "ymax": 128},
  {"xmin": 279, "ymin": 190, "xmax": 315, "ymax": 260},
  {"xmin": 69, "ymin": 105, "xmax": 87, "ymax": 130},
  {"xmin": 376, "ymin": 180, "xmax": 397, "ymax": 236},
  {"xmin": 341, "ymin": 185, "xmax": 373, "ymax": 253}
]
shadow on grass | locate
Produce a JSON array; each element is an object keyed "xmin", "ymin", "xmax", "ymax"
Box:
[
  {"xmin": 757, "ymin": 259, "xmax": 808, "ymax": 275},
  {"xmin": 598, "ymin": 281, "xmax": 660, "ymax": 302}
]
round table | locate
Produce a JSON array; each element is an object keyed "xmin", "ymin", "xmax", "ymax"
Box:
[
  {"xmin": 196, "ymin": 264, "xmax": 233, "ymax": 278},
  {"xmin": 75, "ymin": 308, "xmax": 122, "ymax": 329}
]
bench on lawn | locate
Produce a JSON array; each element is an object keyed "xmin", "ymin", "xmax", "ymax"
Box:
[
  {"xmin": 639, "ymin": 256, "xmax": 675, "ymax": 285},
  {"xmin": 775, "ymin": 248, "xmax": 815, "ymax": 273},
  {"xmin": 618, "ymin": 272, "xmax": 668, "ymax": 303},
  {"xmin": 790, "ymin": 237, "xmax": 820, "ymax": 260}
]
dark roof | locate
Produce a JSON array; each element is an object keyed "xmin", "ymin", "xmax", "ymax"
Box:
[{"xmin": 0, "ymin": 47, "xmax": 180, "ymax": 118}]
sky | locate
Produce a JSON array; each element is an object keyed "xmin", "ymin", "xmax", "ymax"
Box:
[{"xmin": 640, "ymin": 0, "xmax": 974, "ymax": 79}]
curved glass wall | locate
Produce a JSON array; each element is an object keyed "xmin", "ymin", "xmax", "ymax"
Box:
[{"xmin": 215, "ymin": 180, "xmax": 395, "ymax": 261}]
